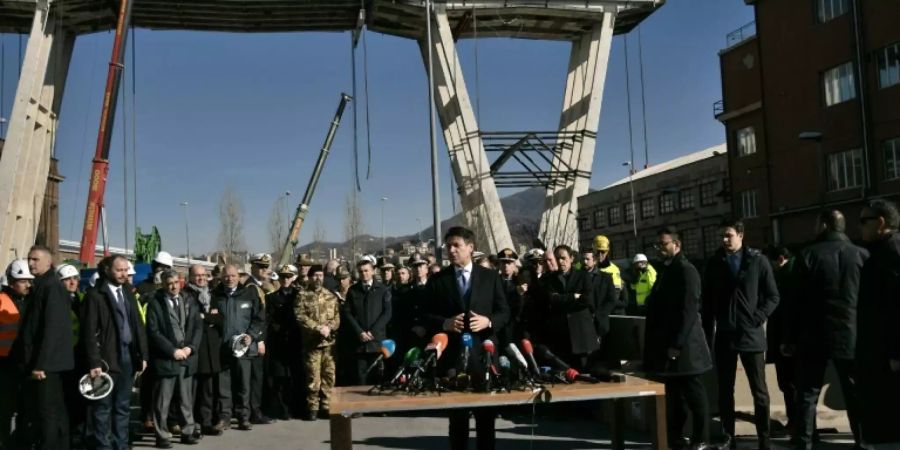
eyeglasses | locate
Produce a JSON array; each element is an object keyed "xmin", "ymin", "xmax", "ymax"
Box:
[
  {"xmin": 859, "ymin": 216, "xmax": 879, "ymax": 224},
  {"xmin": 655, "ymin": 240, "xmax": 674, "ymax": 249}
]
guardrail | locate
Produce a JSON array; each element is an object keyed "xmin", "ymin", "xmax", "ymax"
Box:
[{"xmin": 725, "ymin": 20, "xmax": 756, "ymax": 48}]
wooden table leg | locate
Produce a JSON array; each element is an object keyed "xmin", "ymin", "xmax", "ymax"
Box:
[
  {"xmin": 653, "ymin": 394, "xmax": 668, "ymax": 450},
  {"xmin": 612, "ymin": 398, "xmax": 625, "ymax": 450},
  {"xmin": 330, "ymin": 414, "xmax": 353, "ymax": 450}
]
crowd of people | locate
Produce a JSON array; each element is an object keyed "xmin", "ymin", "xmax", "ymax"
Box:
[{"xmin": 0, "ymin": 198, "xmax": 897, "ymax": 450}]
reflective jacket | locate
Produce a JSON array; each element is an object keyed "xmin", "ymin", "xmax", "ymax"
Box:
[
  {"xmin": 631, "ymin": 265, "xmax": 657, "ymax": 307},
  {"xmin": 0, "ymin": 290, "xmax": 22, "ymax": 357}
]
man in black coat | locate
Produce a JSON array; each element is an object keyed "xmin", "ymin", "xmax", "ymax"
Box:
[
  {"xmin": 11, "ymin": 246, "xmax": 74, "ymax": 450},
  {"xmin": 496, "ymin": 248, "xmax": 523, "ymax": 349},
  {"xmin": 701, "ymin": 219, "xmax": 780, "ymax": 450},
  {"xmin": 393, "ymin": 254, "xmax": 430, "ymax": 363},
  {"xmin": 341, "ymin": 259, "xmax": 392, "ymax": 385},
  {"xmin": 146, "ymin": 270, "xmax": 203, "ymax": 448},
  {"xmin": 182, "ymin": 264, "xmax": 223, "ymax": 437},
  {"xmin": 425, "ymin": 226, "xmax": 509, "ymax": 450},
  {"xmin": 788, "ymin": 210, "xmax": 868, "ymax": 450},
  {"xmin": 856, "ymin": 200, "xmax": 900, "ymax": 449},
  {"xmin": 643, "ymin": 227, "xmax": 712, "ymax": 450},
  {"xmin": 762, "ymin": 245, "xmax": 799, "ymax": 434},
  {"xmin": 82, "ymin": 254, "xmax": 149, "ymax": 450},
  {"xmin": 537, "ymin": 245, "xmax": 598, "ymax": 369},
  {"xmin": 264, "ymin": 264, "xmax": 302, "ymax": 420}
]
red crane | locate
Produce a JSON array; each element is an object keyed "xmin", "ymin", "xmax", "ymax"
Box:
[{"xmin": 79, "ymin": 0, "xmax": 133, "ymax": 265}]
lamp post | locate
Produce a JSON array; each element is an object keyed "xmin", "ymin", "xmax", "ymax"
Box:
[
  {"xmin": 180, "ymin": 201, "xmax": 191, "ymax": 263},
  {"xmin": 416, "ymin": 217, "xmax": 423, "ymax": 244},
  {"xmin": 381, "ymin": 196, "xmax": 388, "ymax": 256},
  {"xmin": 799, "ymin": 131, "xmax": 824, "ymax": 205},
  {"xmin": 623, "ymin": 162, "xmax": 638, "ymax": 238}
]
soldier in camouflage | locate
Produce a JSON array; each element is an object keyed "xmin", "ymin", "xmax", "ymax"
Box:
[{"xmin": 295, "ymin": 264, "xmax": 340, "ymax": 421}]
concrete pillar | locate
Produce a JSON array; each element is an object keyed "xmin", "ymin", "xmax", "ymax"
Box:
[
  {"xmin": 0, "ymin": 1, "xmax": 74, "ymax": 267},
  {"xmin": 419, "ymin": 6, "xmax": 513, "ymax": 254},
  {"xmin": 539, "ymin": 13, "xmax": 616, "ymax": 249},
  {"xmin": 36, "ymin": 157, "xmax": 64, "ymax": 261}
]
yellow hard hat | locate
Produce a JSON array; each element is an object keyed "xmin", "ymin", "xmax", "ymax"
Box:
[{"xmin": 592, "ymin": 235, "xmax": 611, "ymax": 252}]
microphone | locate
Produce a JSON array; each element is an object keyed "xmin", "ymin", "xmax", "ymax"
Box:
[
  {"xmin": 481, "ymin": 340, "xmax": 499, "ymax": 391},
  {"xmin": 535, "ymin": 344, "xmax": 571, "ymax": 371},
  {"xmin": 498, "ymin": 355, "xmax": 511, "ymax": 372},
  {"xmin": 421, "ymin": 333, "xmax": 449, "ymax": 369},
  {"xmin": 520, "ymin": 339, "xmax": 542, "ymax": 378},
  {"xmin": 505, "ymin": 343, "xmax": 528, "ymax": 371},
  {"xmin": 565, "ymin": 368, "xmax": 599, "ymax": 384},
  {"xmin": 389, "ymin": 347, "xmax": 421, "ymax": 384},
  {"xmin": 364, "ymin": 339, "xmax": 396, "ymax": 378},
  {"xmin": 460, "ymin": 333, "xmax": 473, "ymax": 373}
]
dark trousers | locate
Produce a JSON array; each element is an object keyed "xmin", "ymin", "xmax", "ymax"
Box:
[
  {"xmin": 266, "ymin": 374, "xmax": 293, "ymax": 419},
  {"xmin": 194, "ymin": 373, "xmax": 218, "ymax": 428},
  {"xmin": 354, "ymin": 353, "xmax": 380, "ymax": 386},
  {"xmin": 0, "ymin": 362, "xmax": 20, "ymax": 448},
  {"xmin": 665, "ymin": 374, "xmax": 710, "ymax": 446},
  {"xmin": 24, "ymin": 371, "xmax": 69, "ymax": 450},
  {"xmin": 153, "ymin": 367, "xmax": 196, "ymax": 441},
  {"xmin": 771, "ymin": 353, "xmax": 797, "ymax": 426},
  {"xmin": 715, "ymin": 347, "xmax": 770, "ymax": 442},
  {"xmin": 89, "ymin": 346, "xmax": 132, "ymax": 450},
  {"xmin": 140, "ymin": 367, "xmax": 155, "ymax": 422},
  {"xmin": 249, "ymin": 356, "xmax": 264, "ymax": 418},
  {"xmin": 795, "ymin": 357, "xmax": 859, "ymax": 450},
  {"xmin": 449, "ymin": 408, "xmax": 496, "ymax": 450},
  {"xmin": 218, "ymin": 358, "xmax": 251, "ymax": 422}
]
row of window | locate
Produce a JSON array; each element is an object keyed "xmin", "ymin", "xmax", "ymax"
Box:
[
  {"xmin": 823, "ymin": 42, "xmax": 900, "ymax": 109},
  {"xmin": 588, "ymin": 182, "xmax": 721, "ymax": 229},
  {"xmin": 600, "ymin": 225, "xmax": 727, "ymax": 261}
]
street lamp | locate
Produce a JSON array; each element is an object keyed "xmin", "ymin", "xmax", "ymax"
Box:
[
  {"xmin": 180, "ymin": 201, "xmax": 191, "ymax": 263},
  {"xmin": 381, "ymin": 196, "xmax": 388, "ymax": 256},
  {"xmin": 799, "ymin": 131, "xmax": 825, "ymax": 205},
  {"xmin": 416, "ymin": 217, "xmax": 423, "ymax": 244},
  {"xmin": 623, "ymin": 162, "xmax": 638, "ymax": 238}
]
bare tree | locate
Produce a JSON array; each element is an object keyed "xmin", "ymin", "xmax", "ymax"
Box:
[
  {"xmin": 268, "ymin": 195, "xmax": 288, "ymax": 265},
  {"xmin": 218, "ymin": 184, "xmax": 247, "ymax": 264},
  {"xmin": 344, "ymin": 190, "xmax": 364, "ymax": 263},
  {"xmin": 311, "ymin": 219, "xmax": 327, "ymax": 261}
]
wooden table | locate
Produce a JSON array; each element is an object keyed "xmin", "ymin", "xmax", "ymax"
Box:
[{"xmin": 329, "ymin": 376, "xmax": 667, "ymax": 450}]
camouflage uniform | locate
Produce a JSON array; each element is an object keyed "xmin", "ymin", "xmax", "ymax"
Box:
[{"xmin": 295, "ymin": 286, "xmax": 340, "ymax": 414}]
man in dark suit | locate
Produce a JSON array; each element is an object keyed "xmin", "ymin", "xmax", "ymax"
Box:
[
  {"xmin": 425, "ymin": 226, "xmax": 509, "ymax": 450},
  {"xmin": 643, "ymin": 227, "xmax": 713, "ymax": 450},
  {"xmin": 537, "ymin": 245, "xmax": 597, "ymax": 369},
  {"xmin": 701, "ymin": 219, "xmax": 780, "ymax": 450},
  {"xmin": 341, "ymin": 259, "xmax": 392, "ymax": 385},
  {"xmin": 146, "ymin": 270, "xmax": 203, "ymax": 448},
  {"xmin": 82, "ymin": 254, "xmax": 149, "ymax": 450},
  {"xmin": 789, "ymin": 210, "xmax": 868, "ymax": 450}
]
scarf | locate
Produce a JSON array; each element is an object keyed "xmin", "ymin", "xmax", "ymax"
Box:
[{"xmin": 188, "ymin": 283, "xmax": 211, "ymax": 312}]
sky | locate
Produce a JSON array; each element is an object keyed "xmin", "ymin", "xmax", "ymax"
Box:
[{"xmin": 0, "ymin": 1, "xmax": 754, "ymax": 256}]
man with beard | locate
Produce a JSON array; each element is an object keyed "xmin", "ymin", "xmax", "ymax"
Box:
[
  {"xmin": 295, "ymin": 265, "xmax": 340, "ymax": 421},
  {"xmin": 182, "ymin": 265, "xmax": 221, "ymax": 438},
  {"xmin": 537, "ymin": 245, "xmax": 597, "ymax": 369},
  {"xmin": 0, "ymin": 260, "xmax": 32, "ymax": 449},
  {"xmin": 265, "ymin": 265, "xmax": 302, "ymax": 420}
]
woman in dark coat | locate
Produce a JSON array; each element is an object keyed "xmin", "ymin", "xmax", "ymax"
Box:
[{"xmin": 643, "ymin": 227, "xmax": 712, "ymax": 450}]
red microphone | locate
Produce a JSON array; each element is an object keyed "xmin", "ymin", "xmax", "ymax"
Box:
[
  {"xmin": 482, "ymin": 340, "xmax": 499, "ymax": 376},
  {"xmin": 520, "ymin": 339, "xmax": 542, "ymax": 377}
]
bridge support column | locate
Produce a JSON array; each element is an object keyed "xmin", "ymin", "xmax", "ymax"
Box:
[
  {"xmin": 0, "ymin": 1, "xmax": 74, "ymax": 267},
  {"xmin": 419, "ymin": 6, "xmax": 513, "ymax": 254},
  {"xmin": 539, "ymin": 12, "xmax": 616, "ymax": 249}
]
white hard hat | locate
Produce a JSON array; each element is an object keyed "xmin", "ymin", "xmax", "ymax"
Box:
[
  {"xmin": 6, "ymin": 259, "xmax": 35, "ymax": 280},
  {"xmin": 361, "ymin": 254, "xmax": 377, "ymax": 266},
  {"xmin": 78, "ymin": 360, "xmax": 114, "ymax": 400},
  {"xmin": 127, "ymin": 261, "xmax": 136, "ymax": 276},
  {"xmin": 57, "ymin": 264, "xmax": 80, "ymax": 280},
  {"xmin": 633, "ymin": 253, "xmax": 649, "ymax": 263},
  {"xmin": 89, "ymin": 272, "xmax": 100, "ymax": 287},
  {"xmin": 231, "ymin": 334, "xmax": 251, "ymax": 358},
  {"xmin": 270, "ymin": 272, "xmax": 279, "ymax": 281},
  {"xmin": 153, "ymin": 251, "xmax": 174, "ymax": 267}
]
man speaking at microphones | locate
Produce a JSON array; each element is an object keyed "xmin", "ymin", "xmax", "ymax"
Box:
[{"xmin": 425, "ymin": 226, "xmax": 509, "ymax": 450}]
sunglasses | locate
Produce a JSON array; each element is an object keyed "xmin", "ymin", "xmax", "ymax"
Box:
[{"xmin": 859, "ymin": 216, "xmax": 879, "ymax": 224}]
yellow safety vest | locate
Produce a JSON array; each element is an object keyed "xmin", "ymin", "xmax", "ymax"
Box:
[
  {"xmin": 600, "ymin": 262, "xmax": 623, "ymax": 291},
  {"xmin": 631, "ymin": 264, "xmax": 658, "ymax": 306}
]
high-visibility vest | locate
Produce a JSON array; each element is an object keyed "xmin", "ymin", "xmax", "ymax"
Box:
[
  {"xmin": 600, "ymin": 262, "xmax": 624, "ymax": 291},
  {"xmin": 0, "ymin": 292, "xmax": 21, "ymax": 357},
  {"xmin": 631, "ymin": 264, "xmax": 658, "ymax": 306}
]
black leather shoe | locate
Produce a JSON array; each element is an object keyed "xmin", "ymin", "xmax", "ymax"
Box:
[
  {"xmin": 192, "ymin": 427, "xmax": 203, "ymax": 440},
  {"xmin": 237, "ymin": 420, "xmax": 253, "ymax": 431},
  {"xmin": 181, "ymin": 434, "xmax": 200, "ymax": 445},
  {"xmin": 202, "ymin": 425, "xmax": 223, "ymax": 436},
  {"xmin": 155, "ymin": 439, "xmax": 173, "ymax": 449},
  {"xmin": 213, "ymin": 419, "xmax": 230, "ymax": 432},
  {"xmin": 303, "ymin": 411, "xmax": 318, "ymax": 421},
  {"xmin": 671, "ymin": 437, "xmax": 691, "ymax": 450},
  {"xmin": 718, "ymin": 435, "xmax": 737, "ymax": 450},
  {"xmin": 317, "ymin": 409, "xmax": 330, "ymax": 419},
  {"xmin": 690, "ymin": 443, "xmax": 715, "ymax": 450},
  {"xmin": 250, "ymin": 414, "xmax": 275, "ymax": 425}
]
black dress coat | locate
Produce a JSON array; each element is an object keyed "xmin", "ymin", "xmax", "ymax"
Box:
[
  {"xmin": 11, "ymin": 269, "xmax": 74, "ymax": 373},
  {"xmin": 182, "ymin": 285, "xmax": 223, "ymax": 375},
  {"xmin": 537, "ymin": 269, "xmax": 599, "ymax": 356},
  {"xmin": 643, "ymin": 252, "xmax": 712, "ymax": 377},
  {"xmin": 342, "ymin": 281, "xmax": 392, "ymax": 354},
  {"xmin": 145, "ymin": 290, "xmax": 203, "ymax": 377},
  {"xmin": 265, "ymin": 287, "xmax": 302, "ymax": 378},
  {"xmin": 81, "ymin": 280, "xmax": 149, "ymax": 374}
]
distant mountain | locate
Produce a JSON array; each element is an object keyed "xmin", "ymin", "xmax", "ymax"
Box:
[{"xmin": 296, "ymin": 187, "xmax": 546, "ymax": 257}]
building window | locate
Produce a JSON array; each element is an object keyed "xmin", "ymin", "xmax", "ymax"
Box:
[
  {"xmin": 823, "ymin": 62, "xmax": 856, "ymax": 106},
  {"xmin": 578, "ymin": 216, "xmax": 591, "ymax": 232},
  {"xmin": 659, "ymin": 192, "xmax": 676, "ymax": 214},
  {"xmin": 681, "ymin": 228, "xmax": 700, "ymax": 259},
  {"xmin": 885, "ymin": 138, "xmax": 900, "ymax": 180},
  {"xmin": 679, "ymin": 189, "xmax": 696, "ymax": 211},
  {"xmin": 703, "ymin": 225, "xmax": 720, "ymax": 256},
  {"xmin": 736, "ymin": 126, "xmax": 757, "ymax": 156},
  {"xmin": 624, "ymin": 202, "xmax": 634, "ymax": 223},
  {"xmin": 641, "ymin": 198, "xmax": 656, "ymax": 219},
  {"xmin": 700, "ymin": 181, "xmax": 718, "ymax": 206},
  {"xmin": 877, "ymin": 42, "xmax": 900, "ymax": 89},
  {"xmin": 593, "ymin": 209, "xmax": 606, "ymax": 229},
  {"xmin": 608, "ymin": 206, "xmax": 621, "ymax": 225},
  {"xmin": 817, "ymin": 0, "xmax": 849, "ymax": 23},
  {"xmin": 827, "ymin": 149, "xmax": 864, "ymax": 191},
  {"xmin": 739, "ymin": 190, "xmax": 758, "ymax": 219}
]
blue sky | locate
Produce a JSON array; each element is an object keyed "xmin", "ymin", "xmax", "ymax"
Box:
[{"xmin": 0, "ymin": 2, "xmax": 754, "ymax": 256}]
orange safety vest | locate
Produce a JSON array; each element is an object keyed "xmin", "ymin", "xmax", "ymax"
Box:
[{"xmin": 0, "ymin": 291, "xmax": 21, "ymax": 357}]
